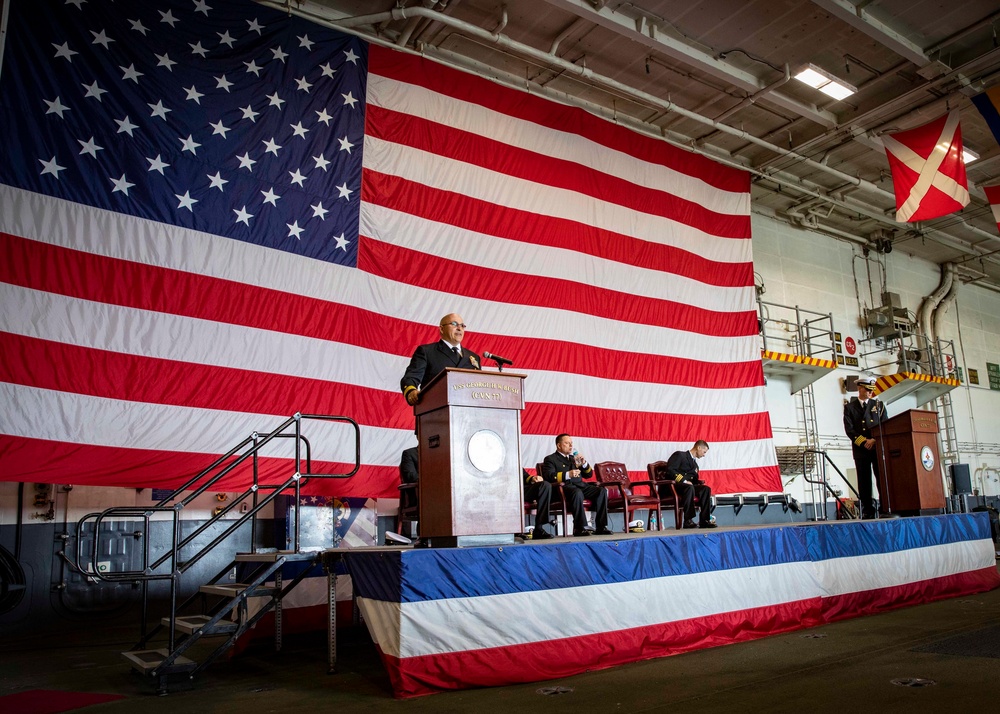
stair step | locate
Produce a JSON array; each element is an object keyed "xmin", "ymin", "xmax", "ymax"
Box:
[
  {"xmin": 199, "ymin": 583, "xmax": 277, "ymax": 597},
  {"xmin": 234, "ymin": 550, "xmax": 312, "ymax": 562},
  {"xmin": 122, "ymin": 648, "xmax": 196, "ymax": 674},
  {"xmin": 199, "ymin": 583, "xmax": 250, "ymax": 597},
  {"xmin": 160, "ymin": 614, "xmax": 239, "ymax": 635}
]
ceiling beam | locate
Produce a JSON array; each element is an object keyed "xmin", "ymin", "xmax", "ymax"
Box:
[
  {"xmin": 543, "ymin": 0, "xmax": 839, "ymax": 128},
  {"xmin": 810, "ymin": 0, "xmax": 929, "ymax": 66}
]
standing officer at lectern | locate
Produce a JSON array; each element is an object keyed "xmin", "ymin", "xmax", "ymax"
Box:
[
  {"xmin": 844, "ymin": 376, "xmax": 889, "ymax": 519},
  {"xmin": 400, "ymin": 313, "xmax": 482, "ymax": 405}
]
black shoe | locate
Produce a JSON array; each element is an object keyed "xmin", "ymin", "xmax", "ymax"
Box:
[
  {"xmin": 699, "ymin": 521, "xmax": 718, "ymax": 529},
  {"xmin": 594, "ymin": 528, "xmax": 615, "ymax": 536},
  {"xmin": 532, "ymin": 528, "xmax": 554, "ymax": 540},
  {"xmin": 573, "ymin": 528, "xmax": 594, "ymax": 537},
  {"xmin": 683, "ymin": 520, "xmax": 698, "ymax": 529}
]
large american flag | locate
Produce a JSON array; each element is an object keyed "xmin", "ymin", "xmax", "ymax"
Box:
[{"xmin": 0, "ymin": 0, "xmax": 780, "ymax": 497}]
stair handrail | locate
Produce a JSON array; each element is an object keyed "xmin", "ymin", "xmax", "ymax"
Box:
[
  {"xmin": 72, "ymin": 413, "xmax": 360, "ymax": 581},
  {"xmin": 801, "ymin": 448, "xmax": 864, "ymax": 519}
]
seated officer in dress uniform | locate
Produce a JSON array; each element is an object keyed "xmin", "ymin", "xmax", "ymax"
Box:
[
  {"xmin": 523, "ymin": 468, "xmax": 555, "ymax": 540},
  {"xmin": 660, "ymin": 440, "xmax": 717, "ymax": 529},
  {"xmin": 541, "ymin": 434, "xmax": 613, "ymax": 537}
]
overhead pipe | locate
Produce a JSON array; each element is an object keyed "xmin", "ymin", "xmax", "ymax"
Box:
[
  {"xmin": 549, "ymin": 17, "xmax": 588, "ymax": 55},
  {"xmin": 711, "ymin": 64, "xmax": 791, "ymax": 124},
  {"xmin": 396, "ymin": 0, "xmax": 440, "ymax": 48},
  {"xmin": 932, "ymin": 270, "xmax": 961, "ymax": 365},
  {"xmin": 925, "ymin": 10, "xmax": 1000, "ymax": 57},
  {"xmin": 919, "ymin": 263, "xmax": 955, "ymax": 348}
]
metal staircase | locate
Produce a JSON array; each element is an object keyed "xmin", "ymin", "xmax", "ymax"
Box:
[{"xmin": 70, "ymin": 413, "xmax": 360, "ymax": 694}]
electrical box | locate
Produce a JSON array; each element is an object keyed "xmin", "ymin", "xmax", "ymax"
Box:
[
  {"xmin": 881, "ymin": 291, "xmax": 903, "ymax": 309},
  {"xmin": 865, "ymin": 305, "xmax": 911, "ymax": 339}
]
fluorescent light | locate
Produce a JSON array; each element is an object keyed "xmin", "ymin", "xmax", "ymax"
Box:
[
  {"xmin": 794, "ymin": 67, "xmax": 828, "ymax": 88},
  {"xmin": 962, "ymin": 147, "xmax": 979, "ymax": 164},
  {"xmin": 794, "ymin": 63, "xmax": 856, "ymax": 100},
  {"xmin": 818, "ymin": 82, "xmax": 854, "ymax": 100}
]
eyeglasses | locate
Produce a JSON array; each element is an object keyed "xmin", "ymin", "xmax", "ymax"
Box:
[{"xmin": 441, "ymin": 321, "xmax": 466, "ymax": 329}]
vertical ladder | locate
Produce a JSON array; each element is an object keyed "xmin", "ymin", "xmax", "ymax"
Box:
[
  {"xmin": 795, "ymin": 383, "xmax": 824, "ymax": 519},
  {"xmin": 936, "ymin": 391, "xmax": 960, "ymax": 480}
]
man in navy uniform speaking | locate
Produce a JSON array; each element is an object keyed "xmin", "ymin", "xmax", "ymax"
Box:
[
  {"xmin": 541, "ymin": 434, "xmax": 613, "ymax": 537},
  {"xmin": 843, "ymin": 376, "xmax": 889, "ymax": 519},
  {"xmin": 400, "ymin": 313, "xmax": 481, "ymax": 405}
]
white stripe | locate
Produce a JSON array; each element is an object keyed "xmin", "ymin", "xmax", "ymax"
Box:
[
  {"xmin": 814, "ymin": 536, "xmax": 996, "ymax": 596},
  {"xmin": 367, "ymin": 73, "xmax": 750, "ymax": 215},
  {"xmin": 0, "ymin": 382, "xmax": 405, "ymax": 464},
  {"xmin": 1, "ymin": 382, "xmax": 776, "ymax": 473},
  {"xmin": 362, "ymin": 202, "xmax": 754, "ymax": 313},
  {"xmin": 0, "ymin": 284, "xmax": 765, "ymax": 416},
  {"xmin": 356, "ymin": 596, "xmax": 403, "ymax": 658},
  {"xmin": 0, "ymin": 185, "xmax": 759, "ymax": 361},
  {"xmin": 363, "ymin": 135, "xmax": 751, "ymax": 264},
  {"xmin": 519, "ymin": 434, "xmax": 779, "ymax": 473},
  {"xmin": 378, "ymin": 560, "xmax": 817, "ymax": 658},
  {"xmin": 359, "ymin": 538, "xmax": 994, "ymax": 658}
]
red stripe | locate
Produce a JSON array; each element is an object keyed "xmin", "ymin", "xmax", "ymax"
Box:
[
  {"xmin": 0, "ymin": 332, "xmax": 775, "ymax": 443},
  {"xmin": 699, "ymin": 466, "xmax": 782, "ymax": 494},
  {"xmin": 368, "ymin": 46, "xmax": 749, "ymax": 194},
  {"xmin": 377, "ymin": 569, "xmax": 999, "ymax": 697},
  {"xmin": 820, "ymin": 566, "xmax": 1000, "ymax": 622},
  {"xmin": 0, "ymin": 232, "xmax": 765, "ymax": 388},
  {"xmin": 0, "ymin": 435, "xmax": 400, "ymax": 497},
  {"xmin": 524, "ymin": 401, "xmax": 773, "ymax": 443},
  {"xmin": 380, "ymin": 599, "xmax": 821, "ymax": 697},
  {"xmin": 365, "ymin": 106, "xmax": 750, "ymax": 240},
  {"xmin": 362, "ymin": 170, "xmax": 753, "ymax": 288},
  {"xmin": 358, "ymin": 239, "xmax": 758, "ymax": 338},
  {"xmin": 544, "ymin": 466, "xmax": 783, "ymax": 496}
]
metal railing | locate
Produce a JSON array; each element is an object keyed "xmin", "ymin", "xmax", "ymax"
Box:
[
  {"xmin": 70, "ymin": 412, "xmax": 360, "ymax": 654},
  {"xmin": 758, "ymin": 299, "xmax": 837, "ymax": 362},
  {"xmin": 801, "ymin": 448, "xmax": 863, "ymax": 521}
]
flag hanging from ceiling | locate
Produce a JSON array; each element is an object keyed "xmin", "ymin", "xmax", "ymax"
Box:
[
  {"xmin": 882, "ymin": 111, "xmax": 970, "ymax": 222},
  {"xmin": 984, "ymin": 184, "xmax": 1000, "ymax": 235},
  {"xmin": 971, "ymin": 86, "xmax": 1000, "ymax": 147},
  {"xmin": 0, "ymin": 0, "xmax": 779, "ymax": 497}
]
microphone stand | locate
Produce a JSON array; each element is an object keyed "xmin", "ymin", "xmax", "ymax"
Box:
[
  {"xmin": 874, "ymin": 399, "xmax": 891, "ymax": 518},
  {"xmin": 492, "ymin": 358, "xmax": 504, "ymax": 372}
]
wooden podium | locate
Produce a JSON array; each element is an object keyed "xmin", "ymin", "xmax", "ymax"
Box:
[
  {"xmin": 415, "ymin": 368, "xmax": 526, "ymax": 547},
  {"xmin": 874, "ymin": 409, "xmax": 945, "ymax": 515}
]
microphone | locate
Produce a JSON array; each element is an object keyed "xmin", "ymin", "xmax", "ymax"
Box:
[{"xmin": 483, "ymin": 351, "xmax": 513, "ymax": 366}]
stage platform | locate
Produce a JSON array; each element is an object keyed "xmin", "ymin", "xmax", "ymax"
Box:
[{"xmin": 329, "ymin": 514, "xmax": 999, "ymax": 698}]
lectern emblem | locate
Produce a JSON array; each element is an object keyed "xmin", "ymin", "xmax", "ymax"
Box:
[
  {"xmin": 468, "ymin": 429, "xmax": 505, "ymax": 473},
  {"xmin": 920, "ymin": 446, "xmax": 935, "ymax": 471}
]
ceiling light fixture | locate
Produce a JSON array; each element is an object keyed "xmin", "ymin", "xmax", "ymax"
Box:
[
  {"xmin": 794, "ymin": 63, "xmax": 856, "ymax": 100},
  {"xmin": 962, "ymin": 147, "xmax": 979, "ymax": 164}
]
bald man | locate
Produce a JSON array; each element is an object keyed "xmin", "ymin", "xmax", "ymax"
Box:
[{"xmin": 400, "ymin": 313, "xmax": 482, "ymax": 405}]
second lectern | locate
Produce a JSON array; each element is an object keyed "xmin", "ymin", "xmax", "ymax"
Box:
[
  {"xmin": 874, "ymin": 409, "xmax": 946, "ymax": 515},
  {"xmin": 414, "ymin": 368, "xmax": 526, "ymax": 547}
]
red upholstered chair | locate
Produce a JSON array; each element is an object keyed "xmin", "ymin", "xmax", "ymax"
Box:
[
  {"xmin": 594, "ymin": 461, "xmax": 662, "ymax": 533},
  {"xmin": 647, "ymin": 461, "xmax": 684, "ymax": 530}
]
